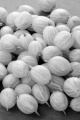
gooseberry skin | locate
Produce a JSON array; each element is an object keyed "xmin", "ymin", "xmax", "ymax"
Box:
[
  {"xmin": 14, "ymin": 47, "xmax": 24, "ymax": 55},
  {"xmin": 0, "ymin": 88, "xmax": 17, "ymax": 111},
  {"xmin": 15, "ymin": 11, "xmax": 32, "ymax": 30},
  {"xmin": 43, "ymin": 26, "xmax": 58, "ymax": 46},
  {"xmin": 28, "ymin": 41, "xmax": 42, "ymax": 58},
  {"xmin": 0, "ymin": 34, "xmax": 19, "ymax": 53},
  {"xmin": 0, "ymin": 7, "xmax": 8, "ymax": 23},
  {"xmin": 21, "ymin": 55, "xmax": 38, "ymax": 67},
  {"xmin": 0, "ymin": 26, "xmax": 14, "ymax": 37},
  {"xmin": 48, "ymin": 56, "xmax": 71, "ymax": 76},
  {"xmin": 42, "ymin": 63, "xmax": 50, "ymax": 71},
  {"xmin": 69, "ymin": 49, "xmax": 80, "ymax": 62},
  {"xmin": 63, "ymin": 77, "xmax": 80, "ymax": 98},
  {"xmin": 50, "ymin": 91, "xmax": 68, "ymax": 112},
  {"xmin": 6, "ymin": 11, "xmax": 20, "ymax": 30},
  {"xmin": 0, "ymin": 63, "xmax": 7, "ymax": 81},
  {"xmin": 28, "ymin": 15, "xmax": 38, "ymax": 32},
  {"xmin": 17, "ymin": 5, "xmax": 37, "ymax": 15},
  {"xmin": 72, "ymin": 30, "xmax": 80, "ymax": 49},
  {"xmin": 32, "ymin": 33, "xmax": 43, "ymax": 39},
  {"xmin": 72, "ymin": 26, "xmax": 80, "ymax": 32},
  {"xmin": 32, "ymin": 84, "xmax": 50, "ymax": 104},
  {"xmin": 30, "ymin": 65, "xmax": 51, "ymax": 85},
  {"xmin": 42, "ymin": 46, "xmax": 63, "ymax": 62},
  {"xmin": 11, "ymin": 60, "xmax": 29, "ymax": 78},
  {"xmin": 17, "ymin": 51, "xmax": 30, "ymax": 60},
  {"xmin": 0, "ymin": 51, "xmax": 12, "ymax": 65},
  {"xmin": 15, "ymin": 84, "xmax": 31, "ymax": 96},
  {"xmin": 53, "ymin": 31, "xmax": 74, "ymax": 51},
  {"xmin": 70, "ymin": 97, "xmax": 80, "ymax": 112},
  {"xmin": 14, "ymin": 30, "xmax": 29, "ymax": 39},
  {"xmin": 67, "ymin": 16, "xmax": 80, "ymax": 30},
  {"xmin": 2, "ymin": 74, "xmax": 20, "ymax": 89},
  {"xmin": 18, "ymin": 33, "xmax": 34, "ymax": 50},
  {"xmin": 47, "ymin": 75, "xmax": 65, "ymax": 92},
  {"xmin": 32, "ymin": 16, "xmax": 55, "ymax": 34},
  {"xmin": 21, "ymin": 71, "xmax": 36, "ymax": 88},
  {"xmin": 17, "ymin": 94, "xmax": 38, "ymax": 114},
  {"xmin": 50, "ymin": 8, "xmax": 70, "ymax": 24},
  {"xmin": 7, "ymin": 61, "xmax": 14, "ymax": 74},
  {"xmin": 35, "ymin": 37, "xmax": 47, "ymax": 50},
  {"xmin": 56, "ymin": 24, "xmax": 70, "ymax": 32},
  {"xmin": 69, "ymin": 62, "xmax": 80, "ymax": 77},
  {"xmin": 38, "ymin": 0, "xmax": 56, "ymax": 12},
  {"xmin": 0, "ymin": 34, "xmax": 18, "ymax": 46}
]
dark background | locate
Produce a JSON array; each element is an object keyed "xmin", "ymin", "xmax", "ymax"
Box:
[{"xmin": 0, "ymin": 0, "xmax": 80, "ymax": 120}]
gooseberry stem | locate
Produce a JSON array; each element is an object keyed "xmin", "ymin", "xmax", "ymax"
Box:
[
  {"xmin": 46, "ymin": 102, "xmax": 50, "ymax": 107},
  {"xmin": 35, "ymin": 111, "xmax": 40, "ymax": 116},
  {"xmin": 63, "ymin": 110, "xmax": 66, "ymax": 115}
]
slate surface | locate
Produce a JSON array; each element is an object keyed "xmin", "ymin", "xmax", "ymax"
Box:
[{"xmin": 0, "ymin": 0, "xmax": 80, "ymax": 120}]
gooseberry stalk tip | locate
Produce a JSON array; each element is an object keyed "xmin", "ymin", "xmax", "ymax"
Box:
[{"xmin": 35, "ymin": 111, "xmax": 40, "ymax": 116}]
